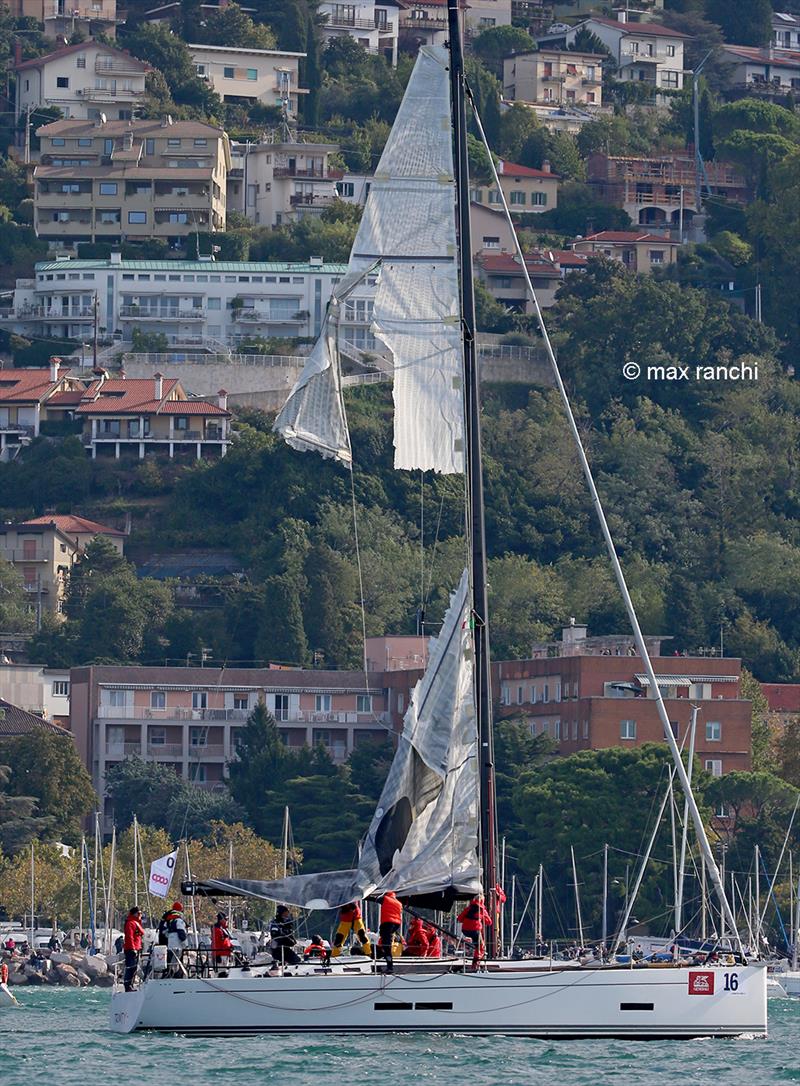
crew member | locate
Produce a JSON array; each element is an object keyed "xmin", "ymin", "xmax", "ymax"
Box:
[
  {"xmin": 211, "ymin": 912, "xmax": 233, "ymax": 968},
  {"xmin": 123, "ymin": 905, "xmax": 145, "ymax": 992},
  {"xmin": 163, "ymin": 901, "xmax": 187, "ymax": 974},
  {"xmin": 0, "ymin": 959, "xmax": 8, "ymax": 985},
  {"xmin": 304, "ymin": 934, "xmax": 329, "ymax": 962},
  {"xmin": 378, "ymin": 891, "xmax": 402, "ymax": 973},
  {"xmin": 331, "ymin": 901, "xmax": 372, "ymax": 958},
  {"xmin": 270, "ymin": 905, "xmax": 301, "ymax": 966},
  {"xmin": 403, "ymin": 916, "xmax": 429, "ymax": 957},
  {"xmin": 424, "ymin": 923, "xmax": 442, "ymax": 958},
  {"xmin": 457, "ymin": 894, "xmax": 492, "ymax": 968}
]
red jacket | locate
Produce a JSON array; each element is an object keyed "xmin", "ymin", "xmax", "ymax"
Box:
[
  {"xmin": 457, "ymin": 899, "xmax": 492, "ymax": 933},
  {"xmin": 380, "ymin": 892, "xmax": 402, "ymax": 926},
  {"xmin": 123, "ymin": 914, "xmax": 144, "ymax": 952},
  {"xmin": 340, "ymin": 902, "xmax": 362, "ymax": 923},
  {"xmin": 211, "ymin": 922, "xmax": 233, "ymax": 956},
  {"xmin": 425, "ymin": 930, "xmax": 442, "ymax": 958},
  {"xmin": 405, "ymin": 919, "xmax": 429, "ymax": 955}
]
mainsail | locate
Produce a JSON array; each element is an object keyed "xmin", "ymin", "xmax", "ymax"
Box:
[
  {"xmin": 189, "ymin": 571, "xmax": 480, "ymax": 909},
  {"xmin": 275, "ymin": 45, "xmax": 465, "ymax": 475}
]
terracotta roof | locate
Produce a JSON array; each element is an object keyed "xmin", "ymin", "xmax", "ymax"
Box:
[
  {"xmin": 19, "ymin": 514, "xmax": 125, "ymax": 537},
  {"xmin": 74, "ymin": 377, "xmax": 229, "ymax": 417},
  {"xmin": 722, "ymin": 44, "xmax": 800, "ymax": 69},
  {"xmin": 0, "ymin": 368, "xmax": 68, "ymax": 403},
  {"xmin": 761, "ymin": 683, "xmax": 800, "ymax": 713},
  {"xmin": 584, "ymin": 15, "xmax": 688, "ymax": 38},
  {"xmin": 47, "ymin": 389, "xmax": 87, "ymax": 406},
  {"xmin": 499, "ymin": 160, "xmax": 559, "ymax": 179},
  {"xmin": 0, "ymin": 698, "xmax": 71, "ymax": 737},
  {"xmin": 15, "ymin": 40, "xmax": 149, "ymax": 73},
  {"xmin": 478, "ymin": 252, "xmax": 559, "ymax": 274},
  {"xmin": 37, "ymin": 118, "xmax": 225, "ymax": 138},
  {"xmin": 159, "ymin": 401, "xmax": 228, "ymax": 416},
  {"xmin": 576, "ymin": 230, "xmax": 680, "ymax": 244}
]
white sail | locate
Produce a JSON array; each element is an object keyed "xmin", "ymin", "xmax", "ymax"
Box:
[
  {"xmin": 191, "ymin": 570, "xmax": 479, "ymax": 909},
  {"xmin": 275, "ymin": 46, "xmax": 464, "ymax": 475}
]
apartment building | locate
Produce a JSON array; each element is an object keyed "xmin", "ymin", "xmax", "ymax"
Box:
[
  {"xmin": 318, "ymin": 0, "xmax": 400, "ymax": 65},
  {"xmin": 496, "ymin": 624, "xmax": 752, "ymax": 775},
  {"xmin": 228, "ymin": 139, "xmax": 340, "ymax": 226},
  {"xmin": 8, "ymin": 0, "xmax": 117, "ymax": 40},
  {"xmin": 773, "ymin": 12, "xmax": 800, "ymax": 51},
  {"xmin": 15, "ymin": 41, "xmax": 147, "ymax": 124},
  {"xmin": 398, "ymin": 0, "xmax": 454, "ymax": 49},
  {"xmin": 0, "ymin": 359, "xmax": 84, "ymax": 461},
  {"xmin": 73, "ymin": 374, "xmax": 231, "ymax": 459},
  {"xmin": 0, "ymin": 256, "xmax": 376, "ymax": 350},
  {"xmin": 466, "ymin": 0, "xmax": 511, "ymax": 33},
  {"xmin": 565, "ymin": 15, "xmax": 686, "ymax": 97},
  {"xmin": 721, "ymin": 45, "xmax": 800, "ymax": 99},
  {"xmin": 571, "ymin": 230, "xmax": 680, "ymax": 272},
  {"xmin": 503, "ymin": 50, "xmax": 604, "ymax": 109},
  {"xmin": 188, "ymin": 44, "xmax": 306, "ymax": 116},
  {"xmin": 69, "ymin": 664, "xmax": 415, "ymax": 824},
  {"xmin": 470, "ymin": 159, "xmax": 560, "ymax": 214},
  {"xmin": 0, "ymin": 662, "xmax": 72, "ymax": 726},
  {"xmin": 0, "ymin": 514, "xmax": 123, "ymax": 618},
  {"xmin": 587, "ymin": 151, "xmax": 750, "ymax": 230},
  {"xmin": 475, "ymin": 249, "xmax": 587, "ymax": 310},
  {"xmin": 33, "ymin": 117, "xmax": 230, "ymax": 246}
]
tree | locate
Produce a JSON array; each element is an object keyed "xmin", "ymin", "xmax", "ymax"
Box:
[
  {"xmin": 106, "ymin": 758, "xmax": 187, "ymax": 831},
  {"xmin": 704, "ymin": 0, "xmax": 772, "ymax": 47},
  {"xmin": 747, "ymin": 150, "xmax": 800, "ymax": 342},
  {"xmin": 227, "ymin": 702, "xmax": 291, "ymax": 816},
  {"xmin": 192, "ymin": 3, "xmax": 276, "ymax": 48},
  {"xmin": 487, "ymin": 553, "xmax": 565, "ymax": 658},
  {"xmin": 497, "ymin": 102, "xmax": 540, "ymax": 162},
  {"xmin": 0, "ymin": 558, "xmax": 34, "ymax": 633},
  {"xmin": 465, "ymin": 57, "xmax": 502, "ymax": 147},
  {"xmin": 714, "ymin": 99, "xmax": 800, "ymax": 143},
  {"xmin": 1, "ymin": 732, "xmax": 96, "ymax": 845},
  {"xmin": 472, "ymin": 25, "xmax": 535, "ymax": 78},
  {"xmin": 0, "ymin": 763, "xmax": 50, "ymax": 854},
  {"xmin": 121, "ymin": 23, "xmax": 222, "ymax": 113}
]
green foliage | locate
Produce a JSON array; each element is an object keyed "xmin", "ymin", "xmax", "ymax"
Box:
[
  {"xmin": 191, "ymin": 3, "xmax": 276, "ymax": 48},
  {"xmin": 0, "ymin": 763, "xmax": 51, "ymax": 854},
  {"xmin": 472, "ymin": 25, "xmax": 535, "ymax": 78},
  {"xmin": 131, "ymin": 327, "xmax": 169, "ymax": 352},
  {"xmin": 465, "ymin": 57, "xmax": 502, "ymax": 147},
  {"xmin": 0, "ymin": 559, "xmax": 34, "ymax": 633},
  {"xmin": 249, "ymin": 202, "xmax": 360, "ymax": 263},
  {"xmin": 120, "ymin": 23, "xmax": 222, "ymax": 114},
  {"xmin": 704, "ymin": 0, "xmax": 772, "ymax": 47},
  {"xmin": 0, "ymin": 732, "xmax": 96, "ymax": 845},
  {"xmin": 747, "ymin": 150, "xmax": 800, "ymax": 342},
  {"xmin": 497, "ymin": 102, "xmax": 539, "ymax": 162},
  {"xmin": 531, "ymin": 181, "xmax": 632, "ymax": 235}
]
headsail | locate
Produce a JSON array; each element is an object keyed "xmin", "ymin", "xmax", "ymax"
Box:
[
  {"xmin": 187, "ymin": 571, "xmax": 480, "ymax": 909},
  {"xmin": 274, "ymin": 46, "xmax": 465, "ymax": 476}
]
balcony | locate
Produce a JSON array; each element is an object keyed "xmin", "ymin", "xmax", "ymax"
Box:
[
  {"xmin": 47, "ymin": 4, "xmax": 116, "ymax": 19},
  {"xmin": 290, "ymin": 193, "xmax": 337, "ymax": 207},
  {"xmin": 582, "ymin": 76, "xmax": 602, "ymax": 85},
  {"xmin": 188, "ymin": 743, "xmax": 225, "ymax": 757},
  {"xmin": 95, "ymin": 58, "xmax": 144, "ymax": 74},
  {"xmin": 104, "ymin": 741, "xmax": 143, "ymax": 756},
  {"xmin": 0, "ymin": 423, "xmax": 35, "ymax": 438},
  {"xmin": 233, "ymin": 309, "xmax": 307, "ymax": 323},
  {"xmin": 541, "ymin": 73, "xmax": 566, "ymax": 82},
  {"xmin": 320, "ymin": 12, "xmax": 387, "ymax": 29},
  {"xmin": 400, "ymin": 14, "xmax": 447, "ymax": 29},
  {"xmin": 146, "ymin": 742, "xmax": 183, "ymax": 756},
  {"xmin": 273, "ymin": 166, "xmax": 329, "ymax": 179},
  {"xmin": 119, "ymin": 306, "xmax": 205, "ymax": 320},
  {"xmin": 75, "ymin": 87, "xmax": 143, "ymax": 100},
  {"xmin": 0, "ymin": 545, "xmax": 47, "ymax": 562}
]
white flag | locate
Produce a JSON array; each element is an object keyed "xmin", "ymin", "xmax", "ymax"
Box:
[{"xmin": 148, "ymin": 850, "xmax": 178, "ymax": 899}]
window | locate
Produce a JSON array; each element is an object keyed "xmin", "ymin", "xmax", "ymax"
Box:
[
  {"xmin": 706, "ymin": 721, "xmax": 721, "ymax": 742},
  {"xmin": 104, "ymin": 138, "xmax": 113, "ymax": 155},
  {"xmin": 543, "ymin": 683, "xmax": 549, "ymax": 703},
  {"xmin": 99, "ymin": 182, "xmax": 117, "ymax": 195},
  {"xmin": 488, "ymin": 189, "xmax": 501, "ymax": 204},
  {"xmin": 357, "ymin": 694, "xmax": 372, "ymax": 713},
  {"xmin": 77, "ymin": 55, "xmax": 86, "ymax": 68},
  {"xmin": 78, "ymin": 137, "xmax": 92, "ymax": 146},
  {"xmin": 587, "ymin": 91, "xmax": 596, "ymax": 104},
  {"xmin": 233, "ymin": 694, "xmax": 249, "ymax": 711},
  {"xmin": 190, "ymin": 726, "xmax": 207, "ymax": 747},
  {"xmin": 207, "ymin": 297, "xmax": 221, "ymax": 309},
  {"xmin": 167, "ymin": 137, "xmax": 181, "ymax": 147},
  {"xmin": 705, "ymin": 758, "xmax": 723, "ymax": 777},
  {"xmin": 51, "ymin": 137, "xmax": 65, "ymax": 146},
  {"xmin": 56, "ymin": 76, "xmax": 69, "ymax": 88},
  {"xmin": 149, "ymin": 726, "xmax": 165, "ymax": 746},
  {"xmin": 174, "ymin": 416, "xmax": 189, "ymax": 431},
  {"xmin": 246, "ymin": 68, "xmax": 257, "ymax": 80},
  {"xmin": 315, "ymin": 694, "xmax": 332, "ymax": 713},
  {"xmin": 192, "ymin": 691, "xmax": 207, "ymax": 710},
  {"xmin": 60, "ymin": 182, "xmax": 81, "ymax": 193},
  {"xmin": 517, "ymin": 685, "xmax": 524, "ymax": 705},
  {"xmin": 661, "ymin": 70, "xmax": 679, "ymax": 88},
  {"xmin": 337, "ymin": 181, "xmax": 354, "ymax": 197},
  {"xmin": 572, "ymin": 719, "xmax": 578, "ymax": 740},
  {"xmin": 168, "ymin": 212, "xmax": 188, "ymax": 224},
  {"xmin": 313, "ymin": 729, "xmax": 331, "ymax": 748},
  {"xmin": 52, "ymin": 681, "xmax": 70, "ymax": 697},
  {"xmin": 666, "ymin": 44, "xmax": 676, "ymax": 57},
  {"xmin": 194, "ymin": 137, "xmax": 207, "ymax": 146},
  {"xmin": 189, "ymin": 763, "xmax": 207, "ymax": 782},
  {"xmin": 109, "ymin": 689, "xmax": 129, "ymax": 707},
  {"xmin": 510, "ymin": 191, "xmax": 526, "ymax": 205},
  {"xmin": 620, "ymin": 719, "xmax": 637, "ymax": 740},
  {"xmin": 128, "ymin": 211, "xmax": 146, "ymax": 224},
  {"xmin": 150, "ymin": 690, "xmax": 166, "ymax": 709},
  {"xmin": 553, "ymin": 720, "xmax": 561, "ymax": 739},
  {"xmin": 649, "ymin": 250, "xmax": 665, "ymax": 264},
  {"xmin": 554, "ymin": 682, "xmax": 561, "ymax": 703},
  {"xmin": 97, "ymin": 210, "xmax": 120, "ymax": 223},
  {"xmin": 582, "ymin": 719, "xmax": 589, "ymax": 739},
  {"xmin": 274, "ymin": 693, "xmax": 289, "ymax": 721},
  {"xmin": 145, "ymin": 138, "xmax": 155, "ymax": 155},
  {"xmin": 482, "ymin": 235, "xmax": 500, "ymax": 249},
  {"xmin": 223, "ymin": 66, "xmax": 235, "ymax": 78}
]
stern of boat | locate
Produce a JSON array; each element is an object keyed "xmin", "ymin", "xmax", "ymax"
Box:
[{"xmin": 109, "ymin": 983, "xmax": 147, "ymax": 1033}]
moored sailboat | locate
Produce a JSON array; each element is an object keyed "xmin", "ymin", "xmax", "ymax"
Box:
[{"xmin": 109, "ymin": 2, "xmax": 766, "ymax": 1038}]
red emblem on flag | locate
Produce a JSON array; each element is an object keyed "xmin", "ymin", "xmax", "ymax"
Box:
[{"xmin": 688, "ymin": 971, "xmax": 715, "ymax": 995}]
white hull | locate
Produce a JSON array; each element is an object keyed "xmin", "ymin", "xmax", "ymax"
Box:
[
  {"xmin": 0, "ymin": 983, "xmax": 18, "ymax": 1008},
  {"xmin": 110, "ymin": 960, "xmax": 767, "ymax": 1038},
  {"xmin": 774, "ymin": 970, "xmax": 800, "ymax": 997}
]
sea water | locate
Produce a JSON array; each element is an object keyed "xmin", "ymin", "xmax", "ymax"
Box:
[{"xmin": 1, "ymin": 987, "xmax": 798, "ymax": 1086}]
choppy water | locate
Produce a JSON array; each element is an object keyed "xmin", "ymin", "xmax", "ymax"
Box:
[{"xmin": 1, "ymin": 987, "xmax": 799, "ymax": 1086}]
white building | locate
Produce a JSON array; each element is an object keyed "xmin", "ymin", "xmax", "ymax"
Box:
[
  {"xmin": 773, "ymin": 12, "xmax": 800, "ymax": 52},
  {"xmin": 334, "ymin": 172, "xmax": 373, "ymax": 205},
  {"xmin": 0, "ymin": 255, "xmax": 378, "ymax": 350},
  {"xmin": 721, "ymin": 45, "xmax": 800, "ymax": 98},
  {"xmin": 15, "ymin": 40, "xmax": 148, "ymax": 123},
  {"xmin": 188, "ymin": 44, "xmax": 306, "ymax": 117},
  {"xmin": 0, "ymin": 662, "xmax": 72, "ymax": 724},
  {"xmin": 566, "ymin": 15, "xmax": 686, "ymax": 97},
  {"xmin": 466, "ymin": 0, "xmax": 511, "ymax": 32},
  {"xmin": 318, "ymin": 0, "xmax": 400, "ymax": 65},
  {"xmin": 228, "ymin": 139, "xmax": 340, "ymax": 226}
]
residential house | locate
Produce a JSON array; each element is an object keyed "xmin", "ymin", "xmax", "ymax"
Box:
[
  {"xmin": 503, "ymin": 50, "xmax": 604, "ymax": 110},
  {"xmin": 318, "ymin": 0, "xmax": 400, "ymax": 66},
  {"xmin": 475, "ymin": 249, "xmax": 586, "ymax": 311},
  {"xmin": 15, "ymin": 41, "xmax": 147, "ymax": 125},
  {"xmin": 773, "ymin": 12, "xmax": 800, "ymax": 52},
  {"xmin": 69, "ymin": 663, "xmax": 412, "ymax": 827},
  {"xmin": 470, "ymin": 159, "xmax": 559, "ymax": 214},
  {"xmin": 571, "ymin": 230, "xmax": 680, "ymax": 272},
  {"xmin": 398, "ymin": 0, "xmax": 455, "ymax": 49},
  {"xmin": 465, "ymin": 0, "xmax": 511, "ymax": 33},
  {"xmin": 0, "ymin": 662, "xmax": 72, "ymax": 726},
  {"xmin": 587, "ymin": 151, "xmax": 750, "ymax": 230},
  {"xmin": 760, "ymin": 683, "xmax": 800, "ymax": 727},
  {"xmin": 188, "ymin": 44, "xmax": 306, "ymax": 117},
  {"xmin": 0, "ymin": 358, "xmax": 83, "ymax": 460},
  {"xmin": 365, "ymin": 635, "xmax": 429, "ymax": 672},
  {"xmin": 470, "ymin": 201, "xmax": 516, "ymax": 255},
  {"xmin": 33, "ymin": 117, "xmax": 230, "ymax": 246},
  {"xmin": 228, "ymin": 139, "xmax": 340, "ymax": 226},
  {"xmin": 0, "ymin": 514, "xmax": 123, "ymax": 618},
  {"xmin": 0, "ymin": 698, "xmax": 72, "ymax": 737},
  {"xmin": 74, "ymin": 374, "xmax": 231, "ymax": 459},
  {"xmin": 7, "ymin": 0, "xmax": 117, "ymax": 40},
  {"xmin": 495, "ymin": 622, "xmax": 752, "ymax": 775},
  {"xmin": 720, "ymin": 45, "xmax": 800, "ymax": 100},
  {"xmin": 334, "ymin": 172, "xmax": 373, "ymax": 205},
  {"xmin": 552, "ymin": 0, "xmax": 664, "ymax": 20},
  {"xmin": 565, "ymin": 15, "xmax": 687, "ymax": 98}
]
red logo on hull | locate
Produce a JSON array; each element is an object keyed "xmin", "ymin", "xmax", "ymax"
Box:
[{"xmin": 688, "ymin": 971, "xmax": 715, "ymax": 995}]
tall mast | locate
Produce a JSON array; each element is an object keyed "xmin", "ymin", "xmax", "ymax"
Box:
[{"xmin": 447, "ymin": 0, "xmax": 498, "ymax": 955}]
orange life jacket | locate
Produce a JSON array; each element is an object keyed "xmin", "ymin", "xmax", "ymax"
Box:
[
  {"xmin": 340, "ymin": 903, "xmax": 362, "ymax": 923},
  {"xmin": 380, "ymin": 893, "xmax": 402, "ymax": 926}
]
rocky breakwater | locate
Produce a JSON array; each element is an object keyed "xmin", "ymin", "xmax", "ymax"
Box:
[{"xmin": 4, "ymin": 950, "xmax": 116, "ymax": 988}]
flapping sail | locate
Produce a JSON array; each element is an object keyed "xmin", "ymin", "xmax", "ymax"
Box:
[
  {"xmin": 274, "ymin": 45, "xmax": 465, "ymax": 475},
  {"xmin": 188, "ymin": 571, "xmax": 480, "ymax": 909}
]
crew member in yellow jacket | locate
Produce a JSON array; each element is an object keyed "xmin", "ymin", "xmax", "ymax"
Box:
[{"xmin": 331, "ymin": 901, "xmax": 372, "ymax": 957}]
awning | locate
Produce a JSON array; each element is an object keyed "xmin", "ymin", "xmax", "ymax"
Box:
[{"xmin": 634, "ymin": 674, "xmax": 739, "ymax": 686}]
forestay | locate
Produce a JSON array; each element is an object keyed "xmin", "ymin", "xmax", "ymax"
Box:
[
  {"xmin": 189, "ymin": 571, "xmax": 480, "ymax": 909},
  {"xmin": 274, "ymin": 46, "xmax": 465, "ymax": 476}
]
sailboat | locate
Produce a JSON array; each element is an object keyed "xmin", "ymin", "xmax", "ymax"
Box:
[{"xmin": 109, "ymin": 2, "xmax": 767, "ymax": 1037}]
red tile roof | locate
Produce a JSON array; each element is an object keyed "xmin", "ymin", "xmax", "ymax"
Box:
[
  {"xmin": 576, "ymin": 230, "xmax": 680, "ymax": 244},
  {"xmin": 722, "ymin": 44, "xmax": 800, "ymax": 69},
  {"xmin": 74, "ymin": 376, "xmax": 229, "ymax": 417},
  {"xmin": 0, "ymin": 368, "xmax": 68, "ymax": 403},
  {"xmin": 0, "ymin": 698, "xmax": 71, "ymax": 736},
  {"xmin": 47, "ymin": 389, "xmax": 86, "ymax": 406},
  {"xmin": 478, "ymin": 252, "xmax": 559, "ymax": 274},
  {"xmin": 20, "ymin": 514, "xmax": 125, "ymax": 537},
  {"xmin": 584, "ymin": 15, "xmax": 689, "ymax": 38},
  {"xmin": 499, "ymin": 160, "xmax": 559, "ymax": 179},
  {"xmin": 160, "ymin": 400, "xmax": 228, "ymax": 416},
  {"xmin": 15, "ymin": 40, "xmax": 149, "ymax": 73},
  {"xmin": 761, "ymin": 683, "xmax": 800, "ymax": 713}
]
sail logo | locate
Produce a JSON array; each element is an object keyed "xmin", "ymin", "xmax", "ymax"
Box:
[{"xmin": 688, "ymin": 972, "xmax": 715, "ymax": 995}]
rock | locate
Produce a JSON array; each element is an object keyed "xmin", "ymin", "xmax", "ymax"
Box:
[
  {"xmin": 56, "ymin": 963, "xmax": 78, "ymax": 980},
  {"xmin": 76, "ymin": 970, "xmax": 91, "ymax": 986},
  {"xmin": 50, "ymin": 952, "xmax": 74, "ymax": 965},
  {"xmin": 7, "ymin": 970, "xmax": 26, "ymax": 986},
  {"xmin": 60, "ymin": 972, "xmax": 80, "ymax": 987},
  {"xmin": 94, "ymin": 973, "xmax": 115, "ymax": 988},
  {"xmin": 80, "ymin": 954, "xmax": 108, "ymax": 978},
  {"xmin": 24, "ymin": 971, "xmax": 45, "ymax": 985}
]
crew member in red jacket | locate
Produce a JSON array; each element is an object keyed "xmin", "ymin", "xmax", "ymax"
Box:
[
  {"xmin": 123, "ymin": 905, "xmax": 145, "ymax": 992},
  {"xmin": 210, "ymin": 912, "xmax": 233, "ymax": 967},
  {"xmin": 424, "ymin": 923, "xmax": 442, "ymax": 958},
  {"xmin": 457, "ymin": 894, "xmax": 492, "ymax": 968},
  {"xmin": 331, "ymin": 901, "xmax": 372, "ymax": 958},
  {"xmin": 403, "ymin": 916, "xmax": 429, "ymax": 957},
  {"xmin": 378, "ymin": 891, "xmax": 403, "ymax": 973}
]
